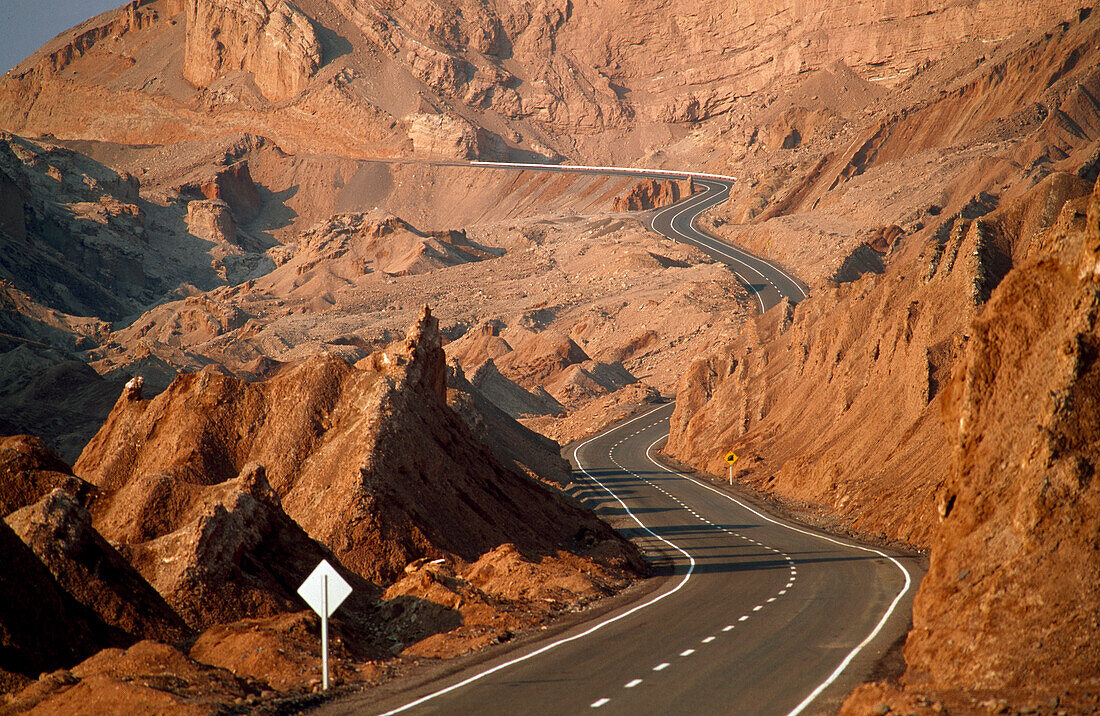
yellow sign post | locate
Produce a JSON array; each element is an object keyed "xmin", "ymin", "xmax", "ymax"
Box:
[{"xmin": 723, "ymin": 450, "xmax": 738, "ymax": 485}]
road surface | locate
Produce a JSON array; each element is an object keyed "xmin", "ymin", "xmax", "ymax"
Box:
[
  {"xmin": 648, "ymin": 179, "xmax": 808, "ymax": 312},
  {"xmin": 317, "ymin": 168, "xmax": 921, "ymax": 715},
  {"xmin": 321, "ymin": 404, "xmax": 919, "ymax": 715}
]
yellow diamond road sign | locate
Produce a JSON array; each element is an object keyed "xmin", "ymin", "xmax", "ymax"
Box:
[{"xmin": 724, "ymin": 450, "xmax": 738, "ymax": 464}]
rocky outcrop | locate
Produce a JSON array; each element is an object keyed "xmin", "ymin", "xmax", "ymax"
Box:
[
  {"xmin": 285, "ymin": 210, "xmax": 496, "ymax": 278},
  {"xmin": 406, "ymin": 113, "xmax": 504, "ymax": 160},
  {"xmin": 466, "ymin": 359, "xmax": 565, "ymax": 419},
  {"xmin": 613, "ymin": 178, "xmax": 694, "ymax": 212},
  {"xmin": 446, "ymin": 360, "xmax": 570, "ymax": 486},
  {"xmin": 0, "ymin": 435, "xmax": 93, "ymax": 517},
  {"xmin": 186, "ymin": 199, "xmax": 237, "ymax": 244},
  {"xmin": 97, "ymin": 463, "xmax": 376, "ymax": 632},
  {"xmin": 900, "ymin": 180, "xmax": 1100, "ymax": 696},
  {"xmin": 183, "ymin": 0, "xmax": 322, "ymax": 103},
  {"xmin": 180, "ymin": 161, "xmax": 262, "ymax": 223},
  {"xmin": 6, "ymin": 489, "xmax": 193, "ymax": 644},
  {"xmin": 188, "ymin": 612, "xmax": 373, "ymax": 690},
  {"xmin": 0, "ymin": 518, "xmax": 127, "ymax": 693},
  {"xmin": 76, "ymin": 308, "xmax": 643, "ymax": 584}
]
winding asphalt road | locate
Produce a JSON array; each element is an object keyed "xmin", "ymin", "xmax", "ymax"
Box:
[
  {"xmin": 464, "ymin": 160, "xmax": 808, "ymax": 313},
  {"xmin": 648, "ymin": 179, "xmax": 808, "ymax": 313},
  {"xmin": 316, "ymin": 167, "xmax": 921, "ymax": 715}
]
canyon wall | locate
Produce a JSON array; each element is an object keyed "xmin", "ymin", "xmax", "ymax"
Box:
[{"xmin": 0, "ymin": 0, "xmax": 1086, "ymax": 163}]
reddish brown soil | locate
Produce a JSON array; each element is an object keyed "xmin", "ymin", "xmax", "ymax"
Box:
[
  {"xmin": 0, "ymin": 435, "xmax": 92, "ymax": 516},
  {"xmin": 2, "ymin": 641, "xmax": 259, "ymax": 716},
  {"xmin": 0, "ymin": 518, "xmax": 128, "ymax": 694}
]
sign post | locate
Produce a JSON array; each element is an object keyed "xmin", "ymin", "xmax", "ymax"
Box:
[
  {"xmin": 723, "ymin": 450, "xmax": 739, "ymax": 485},
  {"xmin": 297, "ymin": 559, "xmax": 352, "ymax": 690}
]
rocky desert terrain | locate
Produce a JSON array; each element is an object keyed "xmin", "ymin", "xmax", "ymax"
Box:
[{"xmin": 2, "ymin": 0, "xmax": 1100, "ymax": 712}]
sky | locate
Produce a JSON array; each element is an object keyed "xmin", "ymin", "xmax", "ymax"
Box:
[{"xmin": 0, "ymin": 0, "xmax": 124, "ymax": 75}]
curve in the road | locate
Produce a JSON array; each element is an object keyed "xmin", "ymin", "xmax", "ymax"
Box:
[
  {"xmin": 642, "ymin": 428, "xmax": 914, "ymax": 715},
  {"xmin": 468, "ymin": 160, "xmax": 810, "ymax": 310},
  {"xmin": 320, "ymin": 163, "xmax": 916, "ymax": 716},
  {"xmin": 358, "ymin": 403, "xmax": 916, "ymax": 716},
  {"xmin": 374, "ymin": 406, "xmax": 691, "ymax": 716},
  {"xmin": 648, "ymin": 179, "xmax": 808, "ymax": 310}
]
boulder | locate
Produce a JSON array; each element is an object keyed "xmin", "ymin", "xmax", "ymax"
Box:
[
  {"xmin": 183, "ymin": 0, "xmax": 322, "ymax": 103},
  {"xmin": 186, "ymin": 199, "xmax": 237, "ymax": 244}
]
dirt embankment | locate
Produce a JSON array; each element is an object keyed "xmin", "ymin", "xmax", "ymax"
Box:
[{"xmin": 841, "ymin": 174, "xmax": 1100, "ymax": 716}]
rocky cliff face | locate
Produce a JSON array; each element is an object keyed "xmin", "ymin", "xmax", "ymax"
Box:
[
  {"xmin": 902, "ymin": 181, "xmax": 1100, "ymax": 696},
  {"xmin": 0, "ymin": 0, "xmax": 1084, "ymax": 163},
  {"xmin": 183, "ymin": 0, "xmax": 323, "ymax": 102},
  {"xmin": 665, "ymin": 5, "xmax": 1100, "ymax": 548},
  {"xmin": 840, "ymin": 172, "xmax": 1100, "ymax": 716}
]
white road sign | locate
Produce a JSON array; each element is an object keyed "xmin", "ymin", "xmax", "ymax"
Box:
[
  {"xmin": 297, "ymin": 559, "xmax": 352, "ymax": 618},
  {"xmin": 298, "ymin": 559, "xmax": 353, "ymax": 690}
]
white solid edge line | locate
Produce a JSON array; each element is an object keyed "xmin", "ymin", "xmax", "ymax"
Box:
[
  {"xmin": 378, "ymin": 404, "xmax": 694, "ymax": 715},
  {"xmin": 643, "ymin": 440, "xmax": 913, "ymax": 716},
  {"xmin": 683, "ymin": 192, "xmax": 808, "ymax": 301},
  {"xmin": 652, "ymin": 180, "xmax": 808, "ymax": 303},
  {"xmin": 655, "ymin": 183, "xmax": 768, "ymax": 312}
]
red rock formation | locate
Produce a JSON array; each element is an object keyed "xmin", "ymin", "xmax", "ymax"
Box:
[
  {"xmin": 188, "ymin": 612, "xmax": 372, "ymax": 690},
  {"xmin": 0, "ymin": 435, "xmax": 93, "ymax": 517},
  {"xmin": 0, "ymin": 518, "xmax": 128, "ymax": 694},
  {"xmin": 901, "ymin": 180, "xmax": 1100, "ymax": 695},
  {"xmin": 613, "ymin": 178, "xmax": 694, "ymax": 212},
  {"xmin": 186, "ymin": 199, "xmax": 237, "ymax": 244},
  {"xmin": 76, "ymin": 308, "xmax": 643, "ymax": 584},
  {"xmin": 2, "ymin": 0, "xmax": 1082, "ymax": 161},
  {"xmin": 446, "ymin": 360, "xmax": 569, "ymax": 485},
  {"xmin": 99, "ymin": 463, "xmax": 378, "ymax": 632},
  {"xmin": 183, "ymin": 0, "xmax": 323, "ymax": 102},
  {"xmin": 181, "ymin": 161, "xmax": 262, "ymax": 223},
  {"xmin": 6, "ymin": 489, "xmax": 193, "ymax": 645}
]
